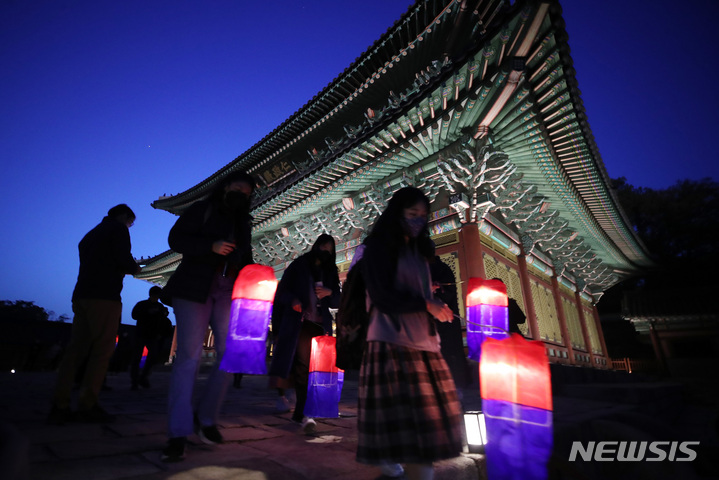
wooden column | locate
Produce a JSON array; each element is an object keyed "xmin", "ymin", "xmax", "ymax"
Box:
[
  {"xmin": 575, "ymin": 291, "xmax": 596, "ymax": 366},
  {"xmin": 458, "ymin": 223, "xmax": 486, "ymax": 300},
  {"xmin": 649, "ymin": 321, "xmax": 669, "ymax": 374},
  {"xmin": 591, "ymin": 304, "xmax": 610, "ymax": 368},
  {"xmin": 551, "ymin": 275, "xmax": 574, "ymax": 364},
  {"xmin": 516, "ymin": 254, "xmax": 540, "ymax": 341}
]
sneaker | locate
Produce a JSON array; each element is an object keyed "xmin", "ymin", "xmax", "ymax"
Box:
[
  {"xmin": 46, "ymin": 405, "xmax": 72, "ymax": 425},
  {"xmin": 194, "ymin": 414, "xmax": 223, "ymax": 445},
  {"xmin": 276, "ymin": 396, "xmax": 291, "ymax": 413},
  {"xmin": 75, "ymin": 404, "xmax": 116, "ymax": 423},
  {"xmin": 161, "ymin": 437, "xmax": 186, "ymax": 462},
  {"xmin": 300, "ymin": 416, "xmax": 317, "ymax": 435},
  {"xmin": 379, "ymin": 462, "xmax": 405, "ymax": 478}
]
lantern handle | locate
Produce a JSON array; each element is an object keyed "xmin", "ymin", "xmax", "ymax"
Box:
[
  {"xmin": 433, "ymin": 280, "xmax": 466, "ymax": 286},
  {"xmin": 453, "ymin": 314, "xmax": 510, "ymax": 336}
]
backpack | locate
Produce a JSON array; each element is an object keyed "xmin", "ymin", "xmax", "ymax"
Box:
[{"xmin": 335, "ymin": 258, "xmax": 369, "ymax": 370}]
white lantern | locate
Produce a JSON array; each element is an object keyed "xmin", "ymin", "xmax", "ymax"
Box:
[{"xmin": 463, "ymin": 411, "xmax": 487, "ymax": 453}]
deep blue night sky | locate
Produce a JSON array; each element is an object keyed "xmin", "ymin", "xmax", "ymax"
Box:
[{"xmin": 1, "ymin": 0, "xmax": 717, "ymax": 324}]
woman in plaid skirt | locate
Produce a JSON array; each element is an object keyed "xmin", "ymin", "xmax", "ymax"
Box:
[{"xmin": 358, "ymin": 187, "xmax": 463, "ymax": 480}]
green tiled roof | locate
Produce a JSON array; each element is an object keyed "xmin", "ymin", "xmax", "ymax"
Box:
[{"xmin": 141, "ymin": 0, "xmax": 652, "ymax": 295}]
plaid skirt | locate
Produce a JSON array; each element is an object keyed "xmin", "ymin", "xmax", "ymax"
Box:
[{"xmin": 357, "ymin": 341, "xmax": 464, "ymax": 465}]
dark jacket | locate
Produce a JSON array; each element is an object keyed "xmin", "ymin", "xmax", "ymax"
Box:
[
  {"xmin": 361, "ymin": 236, "xmax": 427, "ymax": 316},
  {"xmin": 268, "ymin": 252, "xmax": 340, "ymax": 378},
  {"xmin": 131, "ymin": 299, "xmax": 172, "ymax": 339},
  {"xmin": 430, "ymin": 256, "xmax": 469, "ymax": 388},
  {"xmin": 72, "ymin": 216, "xmax": 138, "ymax": 302},
  {"xmin": 163, "ymin": 199, "xmax": 253, "ymax": 304},
  {"xmin": 508, "ymin": 298, "xmax": 527, "ymax": 334}
]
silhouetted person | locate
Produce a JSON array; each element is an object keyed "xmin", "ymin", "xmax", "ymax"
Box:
[
  {"xmin": 491, "ymin": 278, "xmax": 527, "ymax": 335},
  {"xmin": 268, "ymin": 234, "xmax": 341, "ymax": 434},
  {"xmin": 430, "ymin": 255, "xmax": 470, "ymax": 391},
  {"xmin": 130, "ymin": 286, "xmax": 172, "ymax": 390},
  {"xmin": 508, "ymin": 298, "xmax": 526, "ymax": 334},
  {"xmin": 47, "ymin": 204, "xmax": 140, "ymax": 425},
  {"xmin": 160, "ymin": 171, "xmax": 255, "ymax": 462}
]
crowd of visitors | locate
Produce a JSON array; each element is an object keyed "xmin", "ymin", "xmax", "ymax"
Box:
[{"xmin": 44, "ymin": 178, "xmax": 513, "ymax": 480}]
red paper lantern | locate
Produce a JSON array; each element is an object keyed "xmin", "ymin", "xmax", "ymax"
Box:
[
  {"xmin": 305, "ymin": 335, "xmax": 344, "ymax": 418},
  {"xmin": 466, "ymin": 277, "xmax": 509, "ymax": 361},
  {"xmin": 480, "ymin": 334, "xmax": 553, "ymax": 480},
  {"xmin": 220, "ymin": 264, "xmax": 278, "ymax": 374},
  {"xmin": 231, "ymin": 264, "xmax": 278, "ymax": 302},
  {"xmin": 139, "ymin": 346, "xmax": 149, "ymax": 368}
]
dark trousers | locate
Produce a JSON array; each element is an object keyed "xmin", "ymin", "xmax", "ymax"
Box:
[
  {"xmin": 53, "ymin": 299, "xmax": 122, "ymax": 410},
  {"xmin": 130, "ymin": 336, "xmax": 163, "ymax": 386},
  {"xmin": 291, "ymin": 321, "xmax": 324, "ymax": 422}
]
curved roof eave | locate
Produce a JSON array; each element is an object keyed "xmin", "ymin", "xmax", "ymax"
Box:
[
  {"xmin": 151, "ymin": 0, "xmax": 516, "ymax": 213},
  {"xmin": 143, "ymin": 0, "xmax": 653, "ymax": 292}
]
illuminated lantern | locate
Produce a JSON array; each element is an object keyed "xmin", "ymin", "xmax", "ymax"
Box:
[
  {"xmin": 480, "ymin": 334, "xmax": 553, "ymax": 480},
  {"xmin": 219, "ymin": 264, "xmax": 278, "ymax": 374},
  {"xmin": 463, "ymin": 411, "xmax": 487, "ymax": 453},
  {"xmin": 139, "ymin": 346, "xmax": 149, "ymax": 368},
  {"xmin": 305, "ymin": 335, "xmax": 344, "ymax": 418},
  {"xmin": 465, "ymin": 277, "xmax": 509, "ymax": 362}
]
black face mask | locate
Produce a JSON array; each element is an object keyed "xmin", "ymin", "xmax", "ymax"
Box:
[
  {"xmin": 224, "ymin": 190, "xmax": 249, "ymax": 213},
  {"xmin": 316, "ymin": 250, "xmax": 333, "ymax": 265},
  {"xmin": 401, "ymin": 216, "xmax": 427, "ymax": 238}
]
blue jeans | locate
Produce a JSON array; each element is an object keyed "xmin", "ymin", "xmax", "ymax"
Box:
[{"xmin": 167, "ymin": 273, "xmax": 234, "ymax": 438}]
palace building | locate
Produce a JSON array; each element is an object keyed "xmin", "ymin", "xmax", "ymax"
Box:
[{"xmin": 138, "ymin": 0, "xmax": 653, "ymax": 368}]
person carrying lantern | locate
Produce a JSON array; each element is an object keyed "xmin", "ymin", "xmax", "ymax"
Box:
[
  {"xmin": 357, "ymin": 187, "xmax": 463, "ymax": 480},
  {"xmin": 159, "ymin": 171, "xmax": 255, "ymax": 462},
  {"xmin": 129, "ymin": 286, "xmax": 173, "ymax": 390},
  {"xmin": 429, "ymin": 252, "xmax": 471, "ymax": 396},
  {"xmin": 268, "ymin": 233, "xmax": 341, "ymax": 434}
]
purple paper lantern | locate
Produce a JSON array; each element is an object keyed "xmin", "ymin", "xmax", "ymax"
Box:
[
  {"xmin": 305, "ymin": 335, "xmax": 344, "ymax": 418},
  {"xmin": 219, "ymin": 264, "xmax": 278, "ymax": 374},
  {"xmin": 465, "ymin": 278, "xmax": 509, "ymax": 362},
  {"xmin": 480, "ymin": 334, "xmax": 553, "ymax": 480}
]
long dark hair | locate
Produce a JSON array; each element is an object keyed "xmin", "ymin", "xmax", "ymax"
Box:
[
  {"xmin": 310, "ymin": 233, "xmax": 337, "ymax": 264},
  {"xmin": 365, "ymin": 186, "xmax": 434, "ymax": 260}
]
